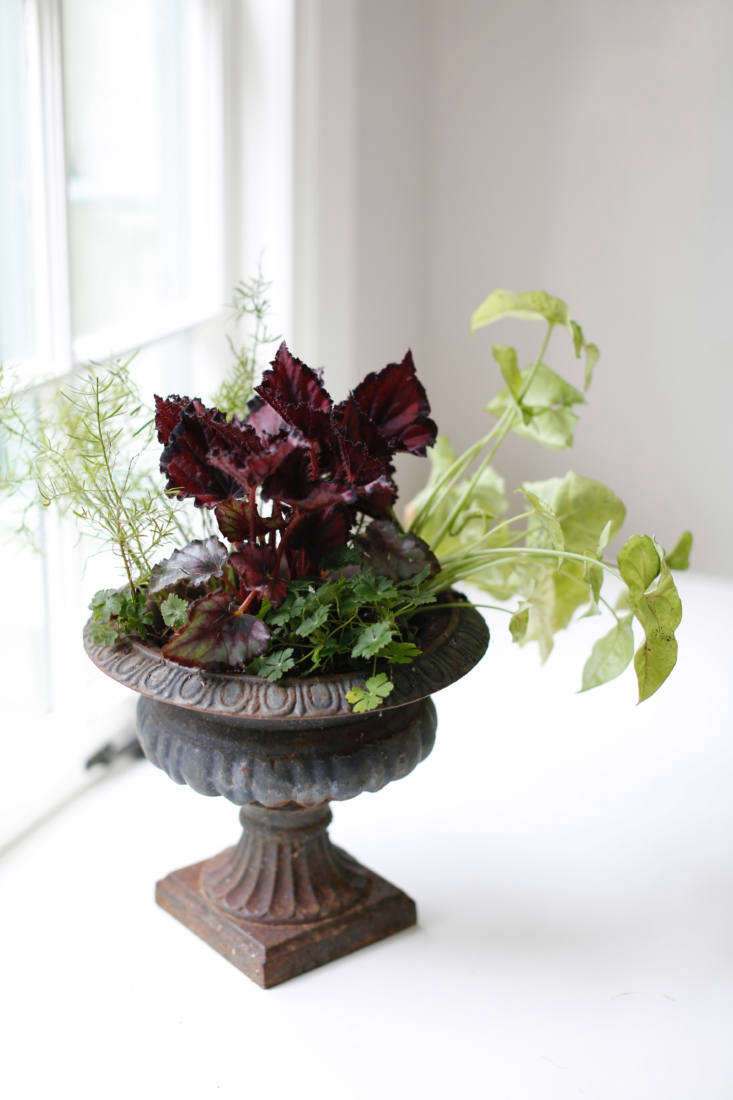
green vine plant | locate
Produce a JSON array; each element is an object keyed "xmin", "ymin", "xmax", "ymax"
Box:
[{"xmin": 405, "ymin": 290, "xmax": 692, "ymax": 702}]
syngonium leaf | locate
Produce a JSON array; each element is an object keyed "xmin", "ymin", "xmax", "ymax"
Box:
[
  {"xmin": 665, "ymin": 531, "xmax": 693, "ymax": 571},
  {"xmin": 148, "ymin": 536, "xmax": 230, "ymax": 599},
  {"xmin": 405, "ymin": 434, "xmax": 508, "ymax": 556},
  {"xmin": 522, "ymin": 471, "xmax": 626, "ymax": 555},
  {"xmin": 470, "ymin": 290, "xmax": 571, "ymax": 331},
  {"xmin": 487, "ymin": 363, "xmax": 585, "ymax": 450},
  {"xmin": 492, "ymin": 345, "xmax": 523, "ymax": 399},
  {"xmin": 503, "ymin": 473, "xmax": 627, "ymax": 655},
  {"xmin": 519, "ymin": 488, "xmax": 564, "ymax": 552},
  {"xmin": 568, "ymin": 320, "xmax": 599, "ymax": 390},
  {"xmin": 162, "ymin": 593, "xmax": 270, "ymax": 670},
  {"xmin": 617, "ymin": 535, "xmax": 683, "ymax": 702},
  {"xmin": 346, "ymin": 672, "xmax": 394, "ymax": 713},
  {"xmin": 580, "ymin": 615, "xmax": 634, "ymax": 692}
]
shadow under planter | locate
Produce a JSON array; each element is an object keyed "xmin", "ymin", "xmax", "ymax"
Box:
[{"xmin": 85, "ymin": 596, "xmax": 488, "ymax": 987}]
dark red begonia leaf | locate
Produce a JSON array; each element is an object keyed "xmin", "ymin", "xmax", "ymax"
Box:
[
  {"xmin": 154, "ymin": 394, "xmax": 190, "ymax": 445},
  {"xmin": 286, "ymin": 507, "xmax": 351, "ymax": 577},
  {"xmin": 246, "ymin": 394, "xmax": 286, "ymax": 438},
  {"xmin": 347, "ymin": 350, "xmax": 437, "ymax": 455},
  {"xmin": 208, "ymin": 425, "xmax": 306, "ymax": 494},
  {"xmin": 357, "ymin": 519, "xmax": 440, "ymax": 580},
  {"xmin": 162, "ymin": 593, "xmax": 271, "ymax": 670},
  {"xmin": 255, "ymin": 342, "xmax": 333, "ymax": 438},
  {"xmin": 160, "ymin": 400, "xmax": 240, "ymax": 506},
  {"xmin": 214, "ymin": 498, "xmax": 269, "ymax": 543},
  {"xmin": 229, "ymin": 543, "xmax": 288, "ymax": 606},
  {"xmin": 148, "ymin": 536, "xmax": 230, "ymax": 599}
]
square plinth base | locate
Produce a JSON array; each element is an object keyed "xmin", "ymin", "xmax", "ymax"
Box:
[{"xmin": 155, "ymin": 856, "xmax": 417, "ymax": 988}]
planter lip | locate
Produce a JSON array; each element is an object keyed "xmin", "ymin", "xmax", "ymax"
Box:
[{"xmin": 83, "ymin": 591, "xmax": 489, "ymax": 723}]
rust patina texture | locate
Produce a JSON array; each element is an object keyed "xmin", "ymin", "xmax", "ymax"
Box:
[{"xmin": 84, "ymin": 597, "xmax": 489, "ymax": 987}]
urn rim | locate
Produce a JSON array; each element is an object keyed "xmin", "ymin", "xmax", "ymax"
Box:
[{"xmin": 83, "ymin": 591, "xmax": 489, "ymax": 723}]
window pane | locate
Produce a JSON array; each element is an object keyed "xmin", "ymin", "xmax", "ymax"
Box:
[
  {"xmin": 62, "ymin": 0, "xmax": 222, "ymax": 343},
  {"xmin": 0, "ymin": 1, "xmax": 36, "ymax": 361}
]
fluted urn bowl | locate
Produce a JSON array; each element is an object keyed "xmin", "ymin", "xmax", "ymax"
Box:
[{"xmin": 84, "ymin": 596, "xmax": 488, "ymax": 987}]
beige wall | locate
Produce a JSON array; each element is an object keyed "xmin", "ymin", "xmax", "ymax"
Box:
[{"xmin": 295, "ymin": 0, "xmax": 733, "ymax": 573}]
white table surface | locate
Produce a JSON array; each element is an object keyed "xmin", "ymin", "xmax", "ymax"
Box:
[{"xmin": 2, "ymin": 573, "xmax": 732, "ymax": 1100}]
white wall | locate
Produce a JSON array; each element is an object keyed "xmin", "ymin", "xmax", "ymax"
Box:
[{"xmin": 295, "ymin": 0, "xmax": 733, "ymax": 573}]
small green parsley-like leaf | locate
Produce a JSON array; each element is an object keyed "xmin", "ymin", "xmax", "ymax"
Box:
[
  {"xmin": 351, "ymin": 621, "xmax": 394, "ymax": 659},
  {"xmin": 580, "ymin": 615, "xmax": 634, "ymax": 692},
  {"xmin": 255, "ymin": 647, "xmax": 296, "ymax": 682},
  {"xmin": 352, "ymin": 572, "xmax": 398, "ymax": 603},
  {"xmin": 88, "ymin": 619, "xmax": 119, "ymax": 646},
  {"xmin": 160, "ymin": 593, "xmax": 189, "ymax": 630},
  {"xmin": 295, "ymin": 604, "xmax": 330, "ymax": 637},
  {"xmin": 346, "ymin": 673, "xmax": 395, "ymax": 713},
  {"xmin": 90, "ymin": 588, "xmax": 124, "ymax": 619},
  {"xmin": 380, "ymin": 640, "xmax": 421, "ymax": 664},
  {"xmin": 665, "ymin": 531, "xmax": 693, "ymax": 571}
]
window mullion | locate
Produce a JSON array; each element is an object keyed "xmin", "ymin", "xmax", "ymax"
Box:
[{"xmin": 24, "ymin": 0, "xmax": 72, "ymax": 379}]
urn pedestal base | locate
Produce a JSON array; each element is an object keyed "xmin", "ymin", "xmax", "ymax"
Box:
[{"xmin": 155, "ymin": 802, "xmax": 416, "ymax": 987}]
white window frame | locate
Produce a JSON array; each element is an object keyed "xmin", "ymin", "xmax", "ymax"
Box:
[{"xmin": 16, "ymin": 0, "xmax": 233, "ymax": 391}]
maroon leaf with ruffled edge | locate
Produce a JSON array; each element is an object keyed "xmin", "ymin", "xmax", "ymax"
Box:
[
  {"xmin": 245, "ymin": 394, "xmax": 286, "ymax": 438},
  {"xmin": 148, "ymin": 536, "xmax": 231, "ymax": 599},
  {"xmin": 208, "ymin": 423, "xmax": 308, "ymax": 495},
  {"xmin": 255, "ymin": 342, "xmax": 334, "ymax": 439},
  {"xmin": 286, "ymin": 507, "xmax": 351, "ymax": 576},
  {"xmin": 162, "ymin": 593, "xmax": 271, "ymax": 670},
  {"xmin": 357, "ymin": 519, "xmax": 440, "ymax": 580},
  {"xmin": 229, "ymin": 543, "xmax": 288, "ymax": 606},
  {"xmin": 160, "ymin": 399, "xmax": 240, "ymax": 506},
  {"xmin": 346, "ymin": 350, "xmax": 437, "ymax": 455},
  {"xmin": 214, "ymin": 498, "xmax": 271, "ymax": 542},
  {"xmin": 154, "ymin": 394, "xmax": 190, "ymax": 445}
]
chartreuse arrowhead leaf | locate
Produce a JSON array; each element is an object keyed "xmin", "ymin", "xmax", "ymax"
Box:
[
  {"xmin": 665, "ymin": 531, "xmax": 693, "ymax": 570},
  {"xmin": 487, "ymin": 363, "xmax": 585, "ymax": 450},
  {"xmin": 523, "ymin": 471, "xmax": 626, "ymax": 555},
  {"xmin": 583, "ymin": 343, "xmax": 599, "ymax": 390},
  {"xmin": 471, "ymin": 290, "xmax": 570, "ymax": 331},
  {"xmin": 492, "ymin": 345, "xmax": 522, "ymax": 397},
  {"xmin": 617, "ymin": 535, "xmax": 683, "ymax": 701},
  {"xmin": 581, "ymin": 615, "xmax": 634, "ymax": 691},
  {"xmin": 618, "ymin": 534, "xmax": 660, "ymax": 594},
  {"xmin": 509, "ymin": 606, "xmax": 529, "ymax": 643},
  {"xmin": 519, "ymin": 488, "xmax": 564, "ymax": 552}
]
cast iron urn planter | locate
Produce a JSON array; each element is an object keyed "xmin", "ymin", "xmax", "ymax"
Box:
[{"xmin": 84, "ymin": 597, "xmax": 488, "ymax": 987}]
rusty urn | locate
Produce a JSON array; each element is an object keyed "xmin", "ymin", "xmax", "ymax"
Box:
[{"xmin": 85, "ymin": 597, "xmax": 488, "ymax": 987}]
